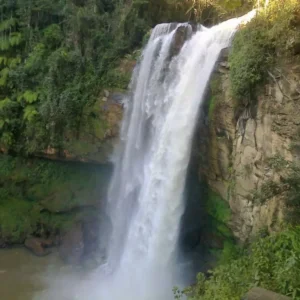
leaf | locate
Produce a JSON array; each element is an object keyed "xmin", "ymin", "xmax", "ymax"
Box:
[
  {"xmin": 0, "ymin": 56, "xmax": 8, "ymax": 66},
  {"xmin": 8, "ymin": 56, "xmax": 21, "ymax": 68},
  {"xmin": 0, "ymin": 18, "xmax": 17, "ymax": 32},
  {"xmin": 0, "ymin": 119, "xmax": 5, "ymax": 129},
  {"xmin": 0, "ymin": 67, "xmax": 9, "ymax": 86},
  {"xmin": 9, "ymin": 32, "xmax": 22, "ymax": 47},
  {"xmin": 19, "ymin": 90, "xmax": 39, "ymax": 104},
  {"xmin": 0, "ymin": 97, "xmax": 13, "ymax": 110},
  {"xmin": 23, "ymin": 105, "xmax": 38, "ymax": 122}
]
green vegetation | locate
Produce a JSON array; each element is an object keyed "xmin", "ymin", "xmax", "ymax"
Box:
[
  {"xmin": 204, "ymin": 189, "xmax": 235, "ymax": 260},
  {"xmin": 0, "ymin": 0, "xmax": 255, "ymax": 155},
  {"xmin": 177, "ymin": 226, "xmax": 300, "ymax": 300},
  {"xmin": 206, "ymin": 190, "xmax": 231, "ymax": 226},
  {"xmin": 184, "ymin": 153, "xmax": 300, "ymax": 299},
  {"xmin": 0, "ymin": 0, "xmax": 147, "ymax": 154},
  {"xmin": 251, "ymin": 179, "xmax": 282, "ymax": 205},
  {"xmin": 247, "ymin": 153, "xmax": 300, "ymax": 224},
  {"xmin": 229, "ymin": 0, "xmax": 300, "ymax": 104},
  {"xmin": 208, "ymin": 73, "xmax": 222, "ymax": 121},
  {"xmin": 0, "ymin": 154, "xmax": 110, "ymax": 244}
]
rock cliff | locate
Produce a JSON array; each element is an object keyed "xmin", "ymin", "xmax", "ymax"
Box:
[{"xmin": 198, "ymin": 51, "xmax": 300, "ymax": 242}]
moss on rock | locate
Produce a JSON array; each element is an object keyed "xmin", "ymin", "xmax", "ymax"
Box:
[{"xmin": 0, "ymin": 154, "xmax": 111, "ymax": 246}]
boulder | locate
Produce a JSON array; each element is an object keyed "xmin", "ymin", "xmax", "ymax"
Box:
[
  {"xmin": 59, "ymin": 223, "xmax": 84, "ymax": 264},
  {"xmin": 0, "ymin": 239, "xmax": 7, "ymax": 248},
  {"xmin": 219, "ymin": 47, "xmax": 230, "ymax": 61},
  {"xmin": 24, "ymin": 237, "xmax": 54, "ymax": 256},
  {"xmin": 171, "ymin": 25, "xmax": 192, "ymax": 56}
]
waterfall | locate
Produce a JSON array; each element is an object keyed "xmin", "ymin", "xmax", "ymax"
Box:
[
  {"xmin": 34, "ymin": 11, "xmax": 256, "ymax": 300},
  {"xmin": 99, "ymin": 10, "xmax": 256, "ymax": 300}
]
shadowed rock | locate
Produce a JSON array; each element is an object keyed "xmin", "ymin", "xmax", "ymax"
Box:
[
  {"xmin": 171, "ymin": 25, "xmax": 193, "ymax": 57},
  {"xmin": 59, "ymin": 223, "xmax": 84, "ymax": 264},
  {"xmin": 25, "ymin": 237, "xmax": 55, "ymax": 256}
]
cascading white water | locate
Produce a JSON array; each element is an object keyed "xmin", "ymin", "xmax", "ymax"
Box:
[
  {"xmin": 34, "ymin": 11, "xmax": 256, "ymax": 300},
  {"xmin": 99, "ymin": 10, "xmax": 256, "ymax": 300}
]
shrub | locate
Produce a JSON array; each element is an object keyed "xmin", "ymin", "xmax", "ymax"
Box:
[
  {"xmin": 229, "ymin": 16, "xmax": 274, "ymax": 103},
  {"xmin": 180, "ymin": 227, "xmax": 300, "ymax": 300},
  {"xmin": 229, "ymin": 0, "xmax": 300, "ymax": 104}
]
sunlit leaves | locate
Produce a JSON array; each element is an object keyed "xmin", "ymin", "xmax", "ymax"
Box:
[
  {"xmin": 0, "ymin": 97, "xmax": 14, "ymax": 110},
  {"xmin": 0, "ymin": 18, "xmax": 17, "ymax": 32},
  {"xmin": 9, "ymin": 32, "xmax": 22, "ymax": 46},
  {"xmin": 182, "ymin": 227, "xmax": 300, "ymax": 300},
  {"xmin": 17, "ymin": 90, "xmax": 39, "ymax": 104},
  {"xmin": 0, "ymin": 32, "xmax": 22, "ymax": 50},
  {"xmin": 0, "ymin": 56, "xmax": 8, "ymax": 66},
  {"xmin": 229, "ymin": 0, "xmax": 299, "ymax": 103},
  {"xmin": 43, "ymin": 24, "xmax": 63, "ymax": 48},
  {"xmin": 23, "ymin": 105, "xmax": 38, "ymax": 122},
  {"xmin": 24, "ymin": 43, "xmax": 46, "ymax": 72},
  {"xmin": 0, "ymin": 68, "xmax": 9, "ymax": 86}
]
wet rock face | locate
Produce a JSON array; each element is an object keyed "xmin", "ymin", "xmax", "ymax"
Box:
[
  {"xmin": 59, "ymin": 223, "xmax": 85, "ymax": 264},
  {"xmin": 170, "ymin": 25, "xmax": 193, "ymax": 57},
  {"xmin": 58, "ymin": 217, "xmax": 102, "ymax": 264},
  {"xmin": 82, "ymin": 217, "xmax": 100, "ymax": 257},
  {"xmin": 198, "ymin": 53, "xmax": 300, "ymax": 242}
]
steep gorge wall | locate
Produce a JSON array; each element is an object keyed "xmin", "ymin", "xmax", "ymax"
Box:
[{"xmin": 198, "ymin": 51, "xmax": 300, "ymax": 242}]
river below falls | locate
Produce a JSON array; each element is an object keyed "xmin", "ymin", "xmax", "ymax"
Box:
[{"xmin": 0, "ymin": 248, "xmax": 84, "ymax": 300}]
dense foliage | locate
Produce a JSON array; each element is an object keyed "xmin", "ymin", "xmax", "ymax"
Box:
[
  {"xmin": 174, "ymin": 226, "xmax": 300, "ymax": 300},
  {"xmin": 229, "ymin": 0, "xmax": 300, "ymax": 104},
  {"xmin": 0, "ymin": 0, "xmax": 257, "ymax": 155},
  {"xmin": 0, "ymin": 0, "xmax": 149, "ymax": 154}
]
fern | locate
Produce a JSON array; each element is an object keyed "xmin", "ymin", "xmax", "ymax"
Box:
[
  {"xmin": 0, "ymin": 32, "xmax": 22, "ymax": 50},
  {"xmin": 0, "ymin": 56, "xmax": 8, "ymax": 66},
  {"xmin": 0, "ymin": 68, "xmax": 9, "ymax": 86},
  {"xmin": 0, "ymin": 18, "xmax": 17, "ymax": 32},
  {"xmin": 18, "ymin": 90, "xmax": 39, "ymax": 104},
  {"xmin": 0, "ymin": 97, "xmax": 13, "ymax": 110},
  {"xmin": 0, "ymin": 38, "xmax": 10, "ymax": 51},
  {"xmin": 8, "ymin": 56, "xmax": 21, "ymax": 68},
  {"xmin": 9, "ymin": 32, "xmax": 22, "ymax": 47},
  {"xmin": 23, "ymin": 105, "xmax": 38, "ymax": 122},
  {"xmin": 0, "ymin": 117, "xmax": 10, "ymax": 129}
]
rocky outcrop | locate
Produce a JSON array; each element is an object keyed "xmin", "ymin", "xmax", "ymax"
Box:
[
  {"xmin": 58, "ymin": 217, "xmax": 103, "ymax": 264},
  {"xmin": 244, "ymin": 287, "xmax": 291, "ymax": 300},
  {"xmin": 199, "ymin": 53, "xmax": 300, "ymax": 242},
  {"xmin": 24, "ymin": 237, "xmax": 56, "ymax": 256}
]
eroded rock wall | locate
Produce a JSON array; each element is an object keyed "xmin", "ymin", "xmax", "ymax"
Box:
[{"xmin": 199, "ymin": 53, "xmax": 300, "ymax": 242}]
